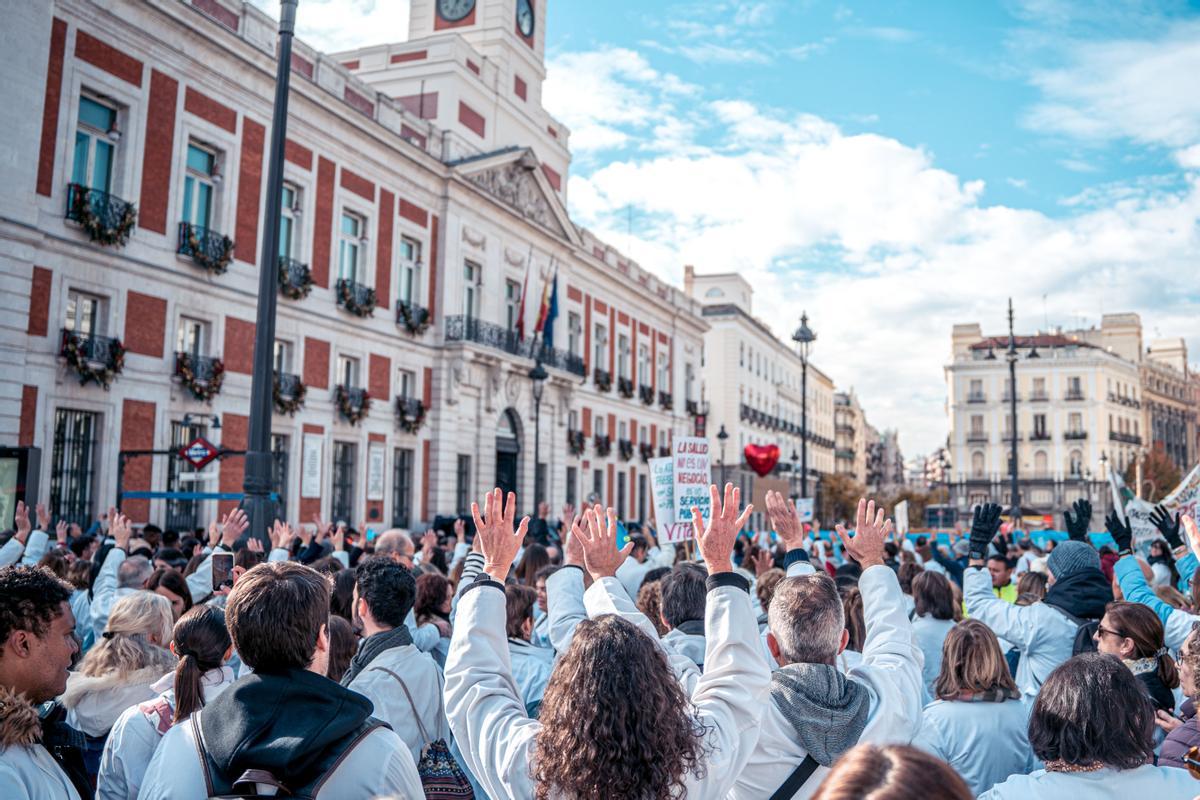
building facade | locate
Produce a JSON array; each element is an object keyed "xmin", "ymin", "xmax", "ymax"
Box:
[
  {"xmin": 834, "ymin": 390, "xmax": 869, "ymax": 486},
  {"xmin": 2, "ymin": 0, "xmax": 709, "ymax": 532},
  {"xmin": 683, "ymin": 267, "xmax": 835, "ymax": 528},
  {"xmin": 1139, "ymin": 339, "xmax": 1193, "ymax": 474}
]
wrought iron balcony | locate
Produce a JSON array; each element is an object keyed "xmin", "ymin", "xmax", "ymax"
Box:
[
  {"xmin": 658, "ymin": 391, "xmax": 673, "ymax": 410},
  {"xmin": 618, "ymin": 439, "xmax": 635, "ymax": 461},
  {"xmin": 593, "ymin": 368, "xmax": 613, "ymax": 392},
  {"xmin": 966, "ymin": 433, "xmax": 989, "ymax": 443},
  {"xmin": 638, "ymin": 384, "xmax": 654, "ymax": 405},
  {"xmin": 658, "ymin": 445, "xmax": 671, "ymax": 457},
  {"xmin": 1064, "ymin": 391, "xmax": 1086, "ymax": 401},
  {"xmin": 442, "ymin": 316, "xmax": 584, "ymax": 376},
  {"xmin": 275, "ymin": 372, "xmax": 303, "ymax": 399},
  {"xmin": 594, "ymin": 434, "xmax": 612, "ymax": 457},
  {"xmin": 617, "ymin": 377, "xmax": 635, "ymax": 398},
  {"xmin": 1107, "ymin": 393, "xmax": 1141, "ymax": 409},
  {"xmin": 1030, "ymin": 432, "xmax": 1052, "ymax": 441},
  {"xmin": 334, "ymin": 384, "xmax": 370, "ymax": 425},
  {"xmin": 1109, "ymin": 431, "xmax": 1143, "ymax": 445},
  {"xmin": 686, "ymin": 399, "xmax": 699, "ymax": 416},
  {"xmin": 176, "ymin": 352, "xmax": 222, "ymax": 383},
  {"xmin": 966, "ymin": 392, "xmax": 987, "ymax": 403},
  {"xmin": 567, "ymin": 430, "xmax": 585, "ymax": 456},
  {"xmin": 278, "ymin": 257, "xmax": 312, "ymax": 299},
  {"xmin": 273, "ymin": 371, "xmax": 306, "ymax": 415},
  {"xmin": 177, "ymin": 222, "xmax": 234, "ymax": 274},
  {"xmin": 59, "ymin": 328, "xmax": 125, "ymax": 388},
  {"xmin": 65, "ymin": 183, "xmax": 137, "ymax": 247},
  {"xmin": 639, "ymin": 443, "xmax": 655, "ymax": 462},
  {"xmin": 836, "ymin": 449, "xmax": 855, "ymax": 460},
  {"xmin": 395, "ymin": 299, "xmax": 431, "ymax": 335},
  {"xmin": 1064, "ymin": 430, "xmax": 1088, "ymax": 440},
  {"xmin": 1029, "ymin": 392, "xmax": 1050, "ymax": 402},
  {"xmin": 1001, "ymin": 392, "xmax": 1020, "ymax": 402},
  {"xmin": 395, "ymin": 396, "xmax": 426, "ymax": 433},
  {"xmin": 336, "ymin": 278, "xmax": 377, "ymax": 317}
]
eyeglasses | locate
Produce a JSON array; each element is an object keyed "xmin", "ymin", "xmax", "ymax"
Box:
[{"xmin": 1095, "ymin": 625, "xmax": 1124, "ymax": 639}]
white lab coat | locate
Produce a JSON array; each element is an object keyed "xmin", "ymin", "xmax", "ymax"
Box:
[
  {"xmin": 444, "ymin": 574, "xmax": 771, "ymax": 800},
  {"xmin": 910, "ymin": 614, "xmax": 955, "ymax": 697},
  {"xmin": 963, "ymin": 567, "xmax": 1077, "ymax": 703},
  {"xmin": 979, "ymin": 764, "xmax": 1197, "ymax": 799},
  {"xmin": 0, "ymin": 686, "xmax": 82, "ymax": 800},
  {"xmin": 138, "ymin": 704, "xmax": 423, "ymax": 800},
  {"xmin": 615, "ymin": 545, "xmax": 676, "ymax": 600},
  {"xmin": 88, "ymin": 548, "xmax": 138, "ymax": 645},
  {"xmin": 729, "ymin": 565, "xmax": 925, "ymax": 800},
  {"xmin": 0, "ymin": 530, "xmax": 50, "ymax": 568},
  {"xmin": 911, "ymin": 698, "xmax": 1032, "ymax": 795},
  {"xmin": 345, "ymin": 642, "xmax": 446, "ymax": 765},
  {"xmin": 507, "ymin": 638, "xmax": 555, "ymax": 709},
  {"xmin": 60, "ymin": 665, "xmax": 170, "ymax": 739},
  {"xmin": 96, "ymin": 667, "xmax": 235, "ymax": 800}
]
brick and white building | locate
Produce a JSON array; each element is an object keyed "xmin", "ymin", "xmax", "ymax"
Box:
[{"xmin": 1, "ymin": 0, "xmax": 709, "ymax": 532}]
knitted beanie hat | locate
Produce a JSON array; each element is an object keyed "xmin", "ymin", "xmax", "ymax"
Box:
[{"xmin": 1047, "ymin": 539, "xmax": 1100, "ymax": 579}]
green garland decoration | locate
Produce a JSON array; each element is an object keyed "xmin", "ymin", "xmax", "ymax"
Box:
[
  {"xmin": 273, "ymin": 375, "xmax": 307, "ymax": 416},
  {"xmin": 338, "ymin": 280, "xmax": 377, "ymax": 318},
  {"xmin": 70, "ymin": 186, "xmax": 137, "ymax": 248},
  {"xmin": 60, "ymin": 332, "xmax": 125, "ymax": 389},
  {"xmin": 335, "ymin": 385, "xmax": 371, "ymax": 425},
  {"xmin": 176, "ymin": 352, "xmax": 225, "ymax": 402}
]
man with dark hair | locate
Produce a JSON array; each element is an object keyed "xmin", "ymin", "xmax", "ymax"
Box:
[
  {"xmin": 658, "ymin": 564, "xmax": 709, "ymax": 667},
  {"xmin": 0, "ymin": 565, "xmax": 89, "ymax": 798},
  {"xmin": 140, "ymin": 562, "xmax": 421, "ymax": 799},
  {"xmin": 344, "ymin": 557, "xmax": 446, "ymax": 766},
  {"xmin": 987, "ymin": 553, "xmax": 1018, "ymax": 603},
  {"xmin": 615, "ymin": 528, "xmax": 675, "ymax": 599}
]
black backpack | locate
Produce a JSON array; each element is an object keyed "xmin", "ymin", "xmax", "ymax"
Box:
[
  {"xmin": 1049, "ymin": 605, "xmax": 1099, "ymax": 656},
  {"xmin": 190, "ymin": 712, "xmax": 386, "ymax": 799}
]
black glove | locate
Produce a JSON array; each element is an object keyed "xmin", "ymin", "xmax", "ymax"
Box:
[
  {"xmin": 1063, "ymin": 499, "xmax": 1092, "ymax": 542},
  {"xmin": 1105, "ymin": 510, "xmax": 1133, "ymax": 554},
  {"xmin": 1149, "ymin": 504, "xmax": 1183, "ymax": 550},
  {"xmin": 969, "ymin": 503, "xmax": 1003, "ymax": 561}
]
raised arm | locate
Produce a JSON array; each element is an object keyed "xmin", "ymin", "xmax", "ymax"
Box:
[
  {"xmin": 766, "ymin": 490, "xmax": 817, "ymax": 578},
  {"xmin": 0, "ymin": 501, "xmax": 33, "ymax": 568},
  {"xmin": 91, "ymin": 509, "xmax": 131, "ymax": 638},
  {"xmin": 962, "ymin": 503, "xmax": 1036, "ymax": 646}
]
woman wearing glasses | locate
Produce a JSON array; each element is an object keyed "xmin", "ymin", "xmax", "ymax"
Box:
[{"xmin": 1092, "ymin": 601, "xmax": 1179, "ymax": 716}]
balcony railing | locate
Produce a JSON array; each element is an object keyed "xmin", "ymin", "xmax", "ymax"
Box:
[
  {"xmin": 60, "ymin": 328, "xmax": 125, "ymax": 388},
  {"xmin": 618, "ymin": 439, "xmax": 635, "ymax": 461},
  {"xmin": 278, "ymin": 257, "xmax": 312, "ymax": 299},
  {"xmin": 966, "ymin": 433, "xmax": 989, "ymax": 443},
  {"xmin": 594, "ymin": 434, "xmax": 612, "ymax": 457},
  {"xmin": 175, "ymin": 352, "xmax": 225, "ymax": 401},
  {"xmin": 336, "ymin": 278, "xmax": 377, "ymax": 317},
  {"xmin": 593, "ymin": 368, "xmax": 612, "ymax": 392},
  {"xmin": 1110, "ymin": 431, "xmax": 1143, "ymax": 445},
  {"xmin": 177, "ymin": 222, "xmax": 234, "ymax": 274},
  {"xmin": 617, "ymin": 377, "xmax": 635, "ymax": 399},
  {"xmin": 1064, "ymin": 391, "xmax": 1085, "ymax": 401},
  {"xmin": 836, "ymin": 449, "xmax": 855, "ymax": 460},
  {"xmin": 1001, "ymin": 392, "xmax": 1020, "ymax": 402},
  {"xmin": 1030, "ymin": 432, "xmax": 1052, "ymax": 441},
  {"xmin": 275, "ymin": 371, "xmax": 302, "ymax": 398},
  {"xmin": 395, "ymin": 299, "xmax": 431, "ymax": 335},
  {"xmin": 395, "ymin": 396, "xmax": 426, "ymax": 433},
  {"xmin": 1064, "ymin": 430, "xmax": 1088, "ymax": 440},
  {"xmin": 66, "ymin": 183, "xmax": 137, "ymax": 247},
  {"xmin": 1029, "ymin": 392, "xmax": 1050, "ymax": 402},
  {"xmin": 638, "ymin": 384, "xmax": 654, "ymax": 405},
  {"xmin": 567, "ymin": 430, "xmax": 585, "ymax": 456},
  {"xmin": 658, "ymin": 391, "xmax": 673, "ymax": 410},
  {"xmin": 686, "ymin": 399, "xmax": 699, "ymax": 416},
  {"xmin": 273, "ymin": 371, "xmax": 306, "ymax": 415},
  {"xmin": 966, "ymin": 393, "xmax": 987, "ymax": 403},
  {"xmin": 442, "ymin": 316, "xmax": 584, "ymax": 376},
  {"xmin": 1108, "ymin": 393, "xmax": 1141, "ymax": 409}
]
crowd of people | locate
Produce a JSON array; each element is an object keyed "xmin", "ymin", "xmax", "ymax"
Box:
[{"xmin": 2, "ymin": 486, "xmax": 1200, "ymax": 799}]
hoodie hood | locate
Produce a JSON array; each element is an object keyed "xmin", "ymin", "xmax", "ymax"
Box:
[
  {"xmin": 199, "ymin": 667, "xmax": 376, "ymax": 787},
  {"xmin": 0, "ymin": 686, "xmax": 42, "ymax": 748},
  {"xmin": 1042, "ymin": 569, "xmax": 1112, "ymax": 621},
  {"xmin": 60, "ymin": 665, "xmax": 168, "ymax": 737},
  {"xmin": 770, "ymin": 662, "xmax": 870, "ymax": 766}
]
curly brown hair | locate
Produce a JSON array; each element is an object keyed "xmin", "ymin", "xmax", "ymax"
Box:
[{"xmin": 532, "ymin": 614, "xmax": 708, "ymax": 799}]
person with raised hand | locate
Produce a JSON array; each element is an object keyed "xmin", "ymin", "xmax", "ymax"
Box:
[
  {"xmin": 445, "ymin": 485, "xmax": 771, "ymax": 800},
  {"xmin": 1063, "ymin": 498, "xmax": 1092, "ymax": 542},
  {"xmin": 1114, "ymin": 513, "xmax": 1200, "ymax": 652},
  {"xmin": 966, "ymin": 501, "xmax": 1111, "ymax": 703},
  {"xmin": 732, "ymin": 497, "xmax": 924, "ymax": 800},
  {"xmin": 0, "ymin": 501, "xmax": 52, "ymax": 568}
]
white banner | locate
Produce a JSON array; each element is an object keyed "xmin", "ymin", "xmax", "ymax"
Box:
[
  {"xmin": 1123, "ymin": 463, "xmax": 1200, "ymax": 545},
  {"xmin": 672, "ymin": 437, "xmax": 712, "ymax": 526},
  {"xmin": 366, "ymin": 442, "xmax": 385, "ymax": 501},
  {"xmin": 894, "ymin": 500, "xmax": 910, "ymax": 536},
  {"xmin": 649, "ymin": 456, "xmax": 693, "ymax": 543},
  {"xmin": 795, "ymin": 498, "xmax": 814, "ymax": 523},
  {"xmin": 301, "ymin": 433, "xmax": 323, "ymax": 499}
]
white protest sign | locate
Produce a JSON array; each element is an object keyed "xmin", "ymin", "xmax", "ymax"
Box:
[
  {"xmin": 795, "ymin": 498, "xmax": 814, "ymax": 523},
  {"xmin": 649, "ymin": 457, "xmax": 693, "ymax": 543},
  {"xmin": 894, "ymin": 500, "xmax": 910, "ymax": 536},
  {"xmin": 366, "ymin": 442, "xmax": 385, "ymax": 501},
  {"xmin": 673, "ymin": 437, "xmax": 712, "ymax": 526},
  {"xmin": 1124, "ymin": 463, "xmax": 1200, "ymax": 545},
  {"xmin": 301, "ymin": 433, "xmax": 323, "ymax": 498}
]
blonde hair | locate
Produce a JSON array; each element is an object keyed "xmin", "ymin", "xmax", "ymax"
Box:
[
  {"xmin": 934, "ymin": 619, "xmax": 1018, "ymax": 699},
  {"xmin": 79, "ymin": 591, "xmax": 175, "ymax": 678}
]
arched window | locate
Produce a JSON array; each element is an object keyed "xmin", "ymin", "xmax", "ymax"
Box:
[
  {"xmin": 1034, "ymin": 451, "xmax": 1048, "ymax": 476},
  {"xmin": 971, "ymin": 451, "xmax": 984, "ymax": 478}
]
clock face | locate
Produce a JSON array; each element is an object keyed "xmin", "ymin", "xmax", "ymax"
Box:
[
  {"xmin": 516, "ymin": 0, "xmax": 535, "ymax": 37},
  {"xmin": 437, "ymin": 0, "xmax": 475, "ymax": 22}
]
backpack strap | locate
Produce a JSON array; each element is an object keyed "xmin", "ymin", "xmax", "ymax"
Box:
[
  {"xmin": 370, "ymin": 666, "xmax": 432, "ymax": 745},
  {"xmin": 309, "ymin": 719, "xmax": 387, "ymax": 797},
  {"xmin": 190, "ymin": 713, "xmax": 218, "ymax": 799},
  {"xmin": 769, "ymin": 754, "xmax": 821, "ymax": 800}
]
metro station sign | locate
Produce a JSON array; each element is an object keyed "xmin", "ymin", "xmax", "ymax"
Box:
[{"xmin": 179, "ymin": 436, "xmax": 220, "ymax": 469}]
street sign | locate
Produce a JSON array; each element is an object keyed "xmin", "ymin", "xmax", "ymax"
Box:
[{"xmin": 179, "ymin": 436, "xmax": 220, "ymax": 469}]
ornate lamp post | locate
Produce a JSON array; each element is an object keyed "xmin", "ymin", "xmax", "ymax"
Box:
[
  {"xmin": 792, "ymin": 313, "xmax": 816, "ymax": 499},
  {"xmin": 790, "ymin": 449, "xmax": 800, "ymax": 501},
  {"xmin": 717, "ymin": 424, "xmax": 729, "ymax": 487},
  {"xmin": 529, "ymin": 360, "xmax": 548, "ymax": 507},
  {"xmin": 1004, "ymin": 298, "xmax": 1038, "ymax": 525}
]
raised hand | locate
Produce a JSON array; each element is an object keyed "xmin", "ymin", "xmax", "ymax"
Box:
[
  {"xmin": 55, "ymin": 520, "xmax": 69, "ymax": 548},
  {"xmin": 471, "ymin": 488, "xmax": 529, "ymax": 582},
  {"xmin": 311, "ymin": 513, "xmax": 332, "ymax": 541},
  {"xmin": 110, "ymin": 509, "xmax": 132, "ymax": 552},
  {"xmin": 968, "ymin": 503, "xmax": 1003, "ymax": 561},
  {"xmin": 1149, "ymin": 504, "xmax": 1184, "ymax": 550},
  {"xmin": 421, "ymin": 530, "xmax": 437, "ymax": 554},
  {"xmin": 764, "ymin": 490, "xmax": 804, "ymax": 550},
  {"xmin": 693, "ymin": 483, "xmax": 752, "ymax": 575},
  {"xmin": 835, "ymin": 498, "xmax": 892, "ymax": 569},
  {"xmin": 270, "ymin": 519, "xmax": 294, "ymax": 551},
  {"xmin": 12, "ymin": 501, "xmax": 32, "ymax": 545},
  {"xmin": 577, "ymin": 506, "xmax": 633, "ymax": 581},
  {"xmin": 35, "ymin": 503, "xmax": 51, "ymax": 531},
  {"xmin": 220, "ymin": 508, "xmax": 248, "ymax": 548},
  {"xmin": 1183, "ymin": 514, "xmax": 1200, "ymax": 562},
  {"xmin": 332, "ymin": 524, "xmax": 347, "ymax": 552},
  {"xmin": 246, "ymin": 537, "xmax": 265, "ymax": 554},
  {"xmin": 1105, "ymin": 509, "xmax": 1133, "ymax": 553},
  {"xmin": 751, "ymin": 548, "xmax": 774, "ymax": 577},
  {"xmin": 564, "ymin": 516, "xmax": 586, "ymax": 567},
  {"xmin": 453, "ymin": 518, "xmax": 466, "ymax": 543},
  {"xmin": 1063, "ymin": 499, "xmax": 1092, "ymax": 541},
  {"xmin": 561, "ymin": 503, "xmax": 575, "ymax": 522}
]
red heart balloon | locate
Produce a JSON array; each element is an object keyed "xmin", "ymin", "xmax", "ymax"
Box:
[{"xmin": 744, "ymin": 444, "xmax": 780, "ymax": 477}]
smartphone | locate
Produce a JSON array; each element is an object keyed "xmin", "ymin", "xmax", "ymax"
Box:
[
  {"xmin": 365, "ymin": 527, "xmax": 377, "ymax": 543},
  {"xmin": 212, "ymin": 552, "xmax": 233, "ymax": 591}
]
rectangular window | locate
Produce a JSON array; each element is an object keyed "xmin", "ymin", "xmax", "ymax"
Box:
[
  {"xmin": 1034, "ymin": 414, "xmax": 1047, "ymax": 437},
  {"xmin": 617, "ymin": 472, "xmax": 627, "ymax": 519},
  {"xmin": 392, "ymin": 448, "xmax": 414, "ymax": 528},
  {"xmin": 1033, "ymin": 377, "xmax": 1046, "ymax": 398},
  {"xmin": 50, "ymin": 409, "xmax": 99, "ymax": 526},
  {"xmin": 657, "ymin": 353, "xmax": 669, "ymax": 389},
  {"xmin": 463, "ymin": 261, "xmax": 480, "ymax": 318},
  {"xmin": 279, "ymin": 183, "xmax": 298, "ymax": 259},
  {"xmin": 506, "ymin": 279, "xmax": 521, "ymax": 330},
  {"xmin": 273, "ymin": 340, "xmax": 293, "ymax": 373},
  {"xmin": 397, "ymin": 369, "xmax": 415, "ymax": 400},
  {"xmin": 637, "ymin": 344, "xmax": 649, "ymax": 383},
  {"xmin": 593, "ymin": 468, "xmax": 603, "ymax": 501},
  {"xmin": 176, "ymin": 317, "xmax": 207, "ymax": 357},
  {"xmin": 181, "ymin": 143, "xmax": 216, "ymax": 230},
  {"xmin": 1069, "ymin": 412, "xmax": 1083, "ymax": 433},
  {"xmin": 685, "ymin": 363, "xmax": 696, "ymax": 402},
  {"xmin": 338, "ymin": 211, "xmax": 363, "ymax": 282},
  {"xmin": 593, "ymin": 324, "xmax": 607, "ymax": 369},
  {"xmin": 637, "ymin": 473, "xmax": 646, "ymax": 522},
  {"xmin": 166, "ymin": 419, "xmax": 206, "ymax": 531},
  {"xmin": 271, "ymin": 434, "xmax": 289, "ymax": 518},
  {"xmin": 567, "ymin": 312, "xmax": 581, "ymax": 356},
  {"xmin": 970, "ymin": 415, "xmax": 983, "ymax": 435},
  {"xmin": 64, "ymin": 289, "xmax": 104, "ymax": 336},
  {"xmin": 331, "ymin": 442, "xmax": 357, "ymax": 523},
  {"xmin": 969, "ymin": 378, "xmax": 982, "ymax": 398},
  {"xmin": 456, "ymin": 455, "xmax": 472, "ymax": 515},
  {"xmin": 618, "ymin": 334, "xmax": 630, "ymax": 379},
  {"xmin": 566, "ymin": 466, "xmax": 578, "ymax": 507},
  {"xmin": 336, "ymin": 355, "xmax": 359, "ymax": 388},
  {"xmin": 1068, "ymin": 376, "xmax": 1083, "ymax": 398},
  {"xmin": 619, "ymin": 421, "xmax": 628, "ymax": 440},
  {"xmin": 73, "ymin": 95, "xmax": 117, "ymax": 192},
  {"xmin": 399, "ymin": 237, "xmax": 421, "ymax": 304}
]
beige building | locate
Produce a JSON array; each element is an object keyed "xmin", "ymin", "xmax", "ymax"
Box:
[
  {"xmin": 834, "ymin": 390, "xmax": 869, "ymax": 486},
  {"xmin": 683, "ymin": 267, "xmax": 835, "ymax": 528},
  {"xmin": 2, "ymin": 0, "xmax": 707, "ymax": 531}
]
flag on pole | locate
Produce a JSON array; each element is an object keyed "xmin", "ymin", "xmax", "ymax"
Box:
[
  {"xmin": 515, "ymin": 260, "xmax": 530, "ymax": 341},
  {"xmin": 537, "ymin": 265, "xmax": 559, "ymax": 348}
]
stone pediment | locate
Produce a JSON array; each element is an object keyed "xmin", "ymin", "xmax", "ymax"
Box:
[{"xmin": 454, "ymin": 148, "xmax": 580, "ymax": 245}]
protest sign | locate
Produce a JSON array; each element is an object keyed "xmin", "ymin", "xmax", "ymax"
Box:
[
  {"xmin": 1123, "ymin": 463, "xmax": 1200, "ymax": 544},
  {"xmin": 894, "ymin": 500, "xmax": 910, "ymax": 536},
  {"xmin": 649, "ymin": 456, "xmax": 693, "ymax": 543},
  {"xmin": 672, "ymin": 437, "xmax": 712, "ymax": 526},
  {"xmin": 796, "ymin": 498, "xmax": 814, "ymax": 522}
]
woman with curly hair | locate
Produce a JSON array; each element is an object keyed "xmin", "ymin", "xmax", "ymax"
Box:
[{"xmin": 446, "ymin": 488, "xmax": 767, "ymax": 800}]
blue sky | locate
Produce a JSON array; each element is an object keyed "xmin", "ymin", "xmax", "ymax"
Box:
[{"xmin": 258, "ymin": 0, "xmax": 1200, "ymax": 458}]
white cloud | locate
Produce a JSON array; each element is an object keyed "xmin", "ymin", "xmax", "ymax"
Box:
[
  {"xmin": 677, "ymin": 43, "xmax": 771, "ymax": 64},
  {"xmin": 246, "ymin": 0, "xmax": 410, "ymax": 53},
  {"xmin": 546, "ymin": 47, "xmax": 1200, "ymax": 456}
]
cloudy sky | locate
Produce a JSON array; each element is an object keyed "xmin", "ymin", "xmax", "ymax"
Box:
[{"xmin": 253, "ymin": 0, "xmax": 1200, "ymax": 459}]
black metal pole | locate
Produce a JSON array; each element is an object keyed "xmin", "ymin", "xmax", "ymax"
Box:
[
  {"xmin": 243, "ymin": 0, "xmax": 297, "ymax": 545},
  {"xmin": 720, "ymin": 443, "xmax": 727, "ymax": 487},
  {"xmin": 533, "ymin": 399, "xmax": 541, "ymax": 507},
  {"xmin": 1007, "ymin": 298, "xmax": 1020, "ymax": 522},
  {"xmin": 801, "ymin": 359, "xmax": 809, "ymax": 499}
]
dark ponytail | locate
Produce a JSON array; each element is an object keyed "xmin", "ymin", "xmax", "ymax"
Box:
[{"xmin": 171, "ymin": 605, "xmax": 231, "ymax": 725}]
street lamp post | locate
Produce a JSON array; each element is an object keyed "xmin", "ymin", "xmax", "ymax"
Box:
[
  {"xmin": 1004, "ymin": 298, "xmax": 1037, "ymax": 526},
  {"xmin": 792, "ymin": 313, "xmax": 816, "ymax": 499},
  {"xmin": 790, "ymin": 449, "xmax": 799, "ymax": 501},
  {"xmin": 529, "ymin": 360, "xmax": 548, "ymax": 508},
  {"xmin": 717, "ymin": 424, "xmax": 729, "ymax": 487},
  {"xmin": 1099, "ymin": 450, "xmax": 1110, "ymax": 520},
  {"xmin": 242, "ymin": 0, "xmax": 298, "ymax": 545}
]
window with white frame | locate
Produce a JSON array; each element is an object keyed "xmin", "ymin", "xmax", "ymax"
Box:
[
  {"xmin": 593, "ymin": 323, "xmax": 607, "ymax": 369},
  {"xmin": 181, "ymin": 143, "xmax": 217, "ymax": 230},
  {"xmin": 398, "ymin": 368, "xmax": 415, "ymax": 400},
  {"xmin": 637, "ymin": 344, "xmax": 649, "ymax": 384},
  {"xmin": 336, "ymin": 355, "xmax": 360, "ymax": 388},
  {"xmin": 64, "ymin": 289, "xmax": 104, "ymax": 336},
  {"xmin": 338, "ymin": 211, "xmax": 365, "ymax": 283},
  {"xmin": 176, "ymin": 317, "xmax": 208, "ymax": 357},
  {"xmin": 685, "ymin": 363, "xmax": 695, "ymax": 402},
  {"xmin": 398, "ymin": 236, "xmax": 421, "ymax": 304},
  {"xmin": 567, "ymin": 312, "xmax": 581, "ymax": 356},
  {"xmin": 279, "ymin": 183, "xmax": 299, "ymax": 259},
  {"xmin": 619, "ymin": 421, "xmax": 627, "ymax": 440},
  {"xmin": 618, "ymin": 334, "xmax": 630, "ymax": 379},
  {"xmin": 273, "ymin": 340, "xmax": 293, "ymax": 373},
  {"xmin": 72, "ymin": 94, "xmax": 118, "ymax": 192},
  {"xmin": 506, "ymin": 280, "xmax": 522, "ymax": 330},
  {"xmin": 463, "ymin": 261, "xmax": 480, "ymax": 318},
  {"xmin": 657, "ymin": 352, "xmax": 669, "ymax": 389}
]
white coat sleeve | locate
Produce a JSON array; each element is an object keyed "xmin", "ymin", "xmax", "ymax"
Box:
[
  {"xmin": 443, "ymin": 579, "xmax": 540, "ymax": 800},
  {"xmin": 185, "ymin": 546, "xmax": 230, "ymax": 602},
  {"xmin": 97, "ymin": 706, "xmax": 159, "ymax": 800},
  {"xmin": 449, "ymin": 541, "xmax": 470, "ymax": 571},
  {"xmin": 91, "ymin": 546, "xmax": 126, "ymax": 640},
  {"xmin": 267, "ymin": 547, "xmax": 290, "ymax": 563},
  {"xmin": 19, "ymin": 530, "xmax": 49, "ymax": 566},
  {"xmin": 546, "ymin": 565, "xmax": 588, "ymax": 654},
  {"xmin": 684, "ymin": 575, "xmax": 773, "ymax": 800},
  {"xmin": 963, "ymin": 567, "xmax": 1037, "ymax": 650},
  {"xmin": 0, "ymin": 537, "xmax": 24, "ymax": 568},
  {"xmin": 851, "ymin": 565, "xmax": 925, "ymax": 739},
  {"xmin": 331, "ymin": 549, "xmax": 350, "ymax": 568},
  {"xmin": 361, "ymin": 728, "xmax": 425, "ymax": 800},
  {"xmin": 407, "ymin": 609, "xmax": 440, "ymax": 652}
]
